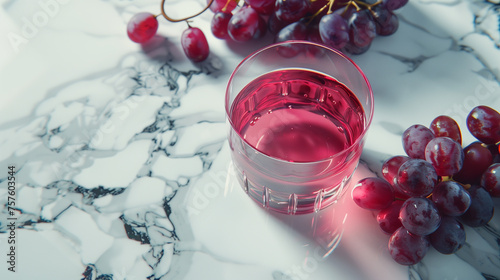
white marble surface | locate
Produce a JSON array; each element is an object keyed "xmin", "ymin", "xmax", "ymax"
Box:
[{"xmin": 0, "ymin": 0, "xmax": 500, "ymax": 279}]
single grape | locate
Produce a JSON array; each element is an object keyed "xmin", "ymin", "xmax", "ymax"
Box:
[
  {"xmin": 424, "ymin": 137, "xmax": 464, "ymax": 176},
  {"xmin": 397, "ymin": 159, "xmax": 438, "ymax": 197},
  {"xmin": 402, "ymin": 124, "xmax": 435, "ymax": 159},
  {"xmin": 208, "ymin": 0, "xmax": 238, "ymax": 13},
  {"xmin": 466, "ymin": 105, "xmax": 500, "ymax": 144},
  {"xmin": 388, "ymin": 227, "xmax": 430, "ymax": 265},
  {"xmin": 381, "ymin": 155, "xmax": 411, "ymax": 199},
  {"xmin": 454, "ymin": 142, "xmax": 493, "ymax": 184},
  {"xmin": 347, "ymin": 9, "xmax": 376, "ymax": 48},
  {"xmin": 275, "ymin": 0, "xmax": 309, "ymax": 23},
  {"xmin": 460, "ymin": 185, "xmax": 494, "ymax": 227},
  {"xmin": 431, "ymin": 180, "xmax": 471, "ymax": 216},
  {"xmin": 267, "ymin": 13, "xmax": 288, "ymax": 35},
  {"xmin": 383, "ymin": 0, "xmax": 409, "ymax": 11},
  {"xmin": 481, "ymin": 163, "xmax": 500, "ymax": 197},
  {"xmin": 399, "ymin": 197, "xmax": 441, "ymax": 236},
  {"xmin": 244, "ymin": 0, "xmax": 275, "ymax": 14},
  {"xmin": 370, "ymin": 3, "xmax": 399, "ymax": 36},
  {"xmin": 127, "ymin": 12, "xmax": 159, "ymax": 43},
  {"xmin": 377, "ymin": 200, "xmax": 404, "ymax": 235},
  {"xmin": 181, "ymin": 27, "xmax": 210, "ymax": 63},
  {"xmin": 352, "ymin": 177, "xmax": 395, "ymax": 210},
  {"xmin": 274, "ymin": 21, "xmax": 308, "ymax": 57},
  {"xmin": 228, "ymin": 6, "xmax": 261, "ymax": 41},
  {"xmin": 318, "ymin": 13, "xmax": 349, "ymax": 50},
  {"xmin": 429, "ymin": 216, "xmax": 466, "ymax": 255},
  {"xmin": 211, "ymin": 12, "xmax": 232, "ymax": 39},
  {"xmin": 430, "ymin": 115, "xmax": 462, "ymax": 145}
]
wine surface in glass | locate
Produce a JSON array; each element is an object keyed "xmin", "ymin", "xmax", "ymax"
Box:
[{"xmin": 230, "ymin": 69, "xmax": 365, "ymax": 162}]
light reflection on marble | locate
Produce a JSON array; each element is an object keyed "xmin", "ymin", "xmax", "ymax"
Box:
[{"xmin": 0, "ymin": 0, "xmax": 500, "ymax": 279}]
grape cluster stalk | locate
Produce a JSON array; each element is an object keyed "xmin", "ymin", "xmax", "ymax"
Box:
[
  {"xmin": 352, "ymin": 105, "xmax": 500, "ymax": 265},
  {"xmin": 126, "ymin": 0, "xmax": 409, "ymax": 62}
]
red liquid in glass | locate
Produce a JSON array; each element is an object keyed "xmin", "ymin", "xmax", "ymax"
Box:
[{"xmin": 230, "ymin": 69, "xmax": 365, "ymax": 162}]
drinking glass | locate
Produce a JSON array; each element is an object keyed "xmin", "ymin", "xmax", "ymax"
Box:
[{"xmin": 226, "ymin": 40, "xmax": 374, "ymax": 215}]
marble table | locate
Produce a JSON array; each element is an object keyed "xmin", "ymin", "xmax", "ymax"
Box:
[{"xmin": 1, "ymin": 0, "xmax": 500, "ymax": 279}]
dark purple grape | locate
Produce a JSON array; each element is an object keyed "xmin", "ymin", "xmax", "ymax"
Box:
[
  {"xmin": 381, "ymin": 155, "xmax": 411, "ymax": 199},
  {"xmin": 429, "ymin": 216, "xmax": 466, "ymax": 255},
  {"xmin": 481, "ymin": 163, "xmax": 500, "ymax": 197},
  {"xmin": 211, "ymin": 12, "xmax": 232, "ymax": 39},
  {"xmin": 460, "ymin": 185, "xmax": 494, "ymax": 227},
  {"xmin": 228, "ymin": 6, "xmax": 262, "ymax": 41},
  {"xmin": 377, "ymin": 200, "xmax": 404, "ymax": 235},
  {"xmin": 127, "ymin": 12, "xmax": 159, "ymax": 43},
  {"xmin": 267, "ymin": 13, "xmax": 288, "ymax": 35},
  {"xmin": 274, "ymin": 21, "xmax": 308, "ymax": 57},
  {"xmin": 466, "ymin": 105, "xmax": 500, "ymax": 145},
  {"xmin": 347, "ymin": 9, "xmax": 376, "ymax": 48},
  {"xmin": 275, "ymin": 0, "xmax": 309, "ymax": 23},
  {"xmin": 244, "ymin": 0, "xmax": 275, "ymax": 14},
  {"xmin": 370, "ymin": 3, "xmax": 399, "ymax": 36},
  {"xmin": 388, "ymin": 227, "xmax": 430, "ymax": 265},
  {"xmin": 318, "ymin": 13, "xmax": 349, "ymax": 50},
  {"xmin": 454, "ymin": 142, "xmax": 493, "ymax": 184},
  {"xmin": 397, "ymin": 159, "xmax": 438, "ymax": 197},
  {"xmin": 352, "ymin": 177, "xmax": 395, "ymax": 210},
  {"xmin": 209, "ymin": 0, "xmax": 238, "ymax": 13},
  {"xmin": 431, "ymin": 181, "xmax": 471, "ymax": 216},
  {"xmin": 383, "ymin": 0, "xmax": 409, "ymax": 11},
  {"xmin": 402, "ymin": 124, "xmax": 435, "ymax": 159},
  {"xmin": 181, "ymin": 27, "xmax": 210, "ymax": 62},
  {"xmin": 399, "ymin": 197, "xmax": 441, "ymax": 236},
  {"xmin": 424, "ymin": 137, "xmax": 464, "ymax": 177},
  {"xmin": 430, "ymin": 115, "xmax": 462, "ymax": 145}
]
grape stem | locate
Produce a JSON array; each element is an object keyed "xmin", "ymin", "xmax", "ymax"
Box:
[{"xmin": 160, "ymin": 0, "xmax": 214, "ymax": 22}]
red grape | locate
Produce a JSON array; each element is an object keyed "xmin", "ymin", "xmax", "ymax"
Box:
[
  {"xmin": 460, "ymin": 185, "xmax": 494, "ymax": 227},
  {"xmin": 454, "ymin": 142, "xmax": 493, "ymax": 184},
  {"xmin": 424, "ymin": 137, "xmax": 464, "ymax": 176},
  {"xmin": 388, "ymin": 227, "xmax": 430, "ymax": 265},
  {"xmin": 397, "ymin": 159, "xmax": 438, "ymax": 197},
  {"xmin": 381, "ymin": 155, "xmax": 411, "ymax": 199},
  {"xmin": 430, "ymin": 115, "xmax": 462, "ymax": 145},
  {"xmin": 228, "ymin": 6, "xmax": 262, "ymax": 41},
  {"xmin": 370, "ymin": 3, "xmax": 399, "ymax": 36},
  {"xmin": 481, "ymin": 163, "xmax": 500, "ymax": 197},
  {"xmin": 127, "ymin": 12, "xmax": 159, "ymax": 43},
  {"xmin": 377, "ymin": 200, "xmax": 404, "ymax": 235},
  {"xmin": 208, "ymin": 0, "xmax": 238, "ymax": 13},
  {"xmin": 211, "ymin": 12, "xmax": 232, "ymax": 39},
  {"xmin": 466, "ymin": 105, "xmax": 500, "ymax": 144},
  {"xmin": 347, "ymin": 10, "xmax": 376, "ymax": 48},
  {"xmin": 181, "ymin": 27, "xmax": 210, "ymax": 62},
  {"xmin": 431, "ymin": 180, "xmax": 471, "ymax": 216},
  {"xmin": 402, "ymin": 124, "xmax": 435, "ymax": 159},
  {"xmin": 244, "ymin": 0, "xmax": 275, "ymax": 15},
  {"xmin": 318, "ymin": 13, "xmax": 349, "ymax": 50},
  {"xmin": 274, "ymin": 21, "xmax": 308, "ymax": 57},
  {"xmin": 399, "ymin": 197, "xmax": 441, "ymax": 236},
  {"xmin": 275, "ymin": 0, "xmax": 309, "ymax": 23},
  {"xmin": 383, "ymin": 0, "xmax": 409, "ymax": 11},
  {"xmin": 352, "ymin": 177, "xmax": 395, "ymax": 210},
  {"xmin": 267, "ymin": 13, "xmax": 288, "ymax": 35},
  {"xmin": 429, "ymin": 216, "xmax": 466, "ymax": 255}
]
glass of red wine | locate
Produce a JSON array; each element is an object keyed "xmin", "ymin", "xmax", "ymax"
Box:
[{"xmin": 226, "ymin": 40, "xmax": 374, "ymax": 214}]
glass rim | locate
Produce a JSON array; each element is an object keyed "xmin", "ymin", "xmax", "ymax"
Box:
[{"xmin": 225, "ymin": 40, "xmax": 374, "ymax": 165}]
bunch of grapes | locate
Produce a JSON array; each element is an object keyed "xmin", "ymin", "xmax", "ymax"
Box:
[
  {"xmin": 352, "ymin": 105, "xmax": 500, "ymax": 265},
  {"xmin": 126, "ymin": 0, "xmax": 409, "ymax": 63},
  {"xmin": 209, "ymin": 0, "xmax": 408, "ymax": 55}
]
